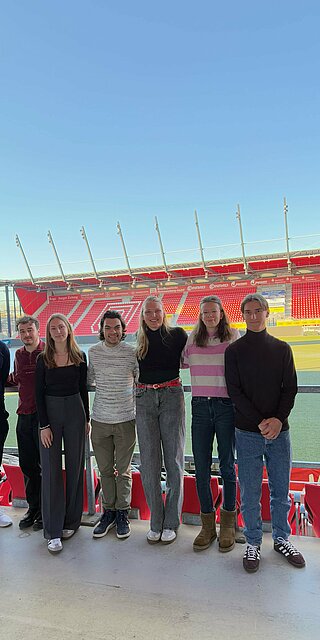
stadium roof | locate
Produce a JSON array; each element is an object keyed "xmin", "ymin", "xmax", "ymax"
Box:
[{"xmin": 1, "ymin": 248, "xmax": 320, "ymax": 292}]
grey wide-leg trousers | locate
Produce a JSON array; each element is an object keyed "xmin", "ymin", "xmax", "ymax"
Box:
[
  {"xmin": 40, "ymin": 393, "xmax": 86, "ymax": 539},
  {"xmin": 136, "ymin": 385, "xmax": 186, "ymax": 532}
]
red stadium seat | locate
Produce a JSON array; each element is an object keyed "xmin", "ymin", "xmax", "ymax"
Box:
[
  {"xmin": 131, "ymin": 471, "xmax": 150, "ymax": 520},
  {"xmin": 182, "ymin": 475, "xmax": 221, "ymax": 517},
  {"xmin": 0, "ymin": 476, "xmax": 12, "ymax": 507},
  {"xmin": 304, "ymin": 484, "xmax": 320, "ymax": 537},
  {"xmin": 3, "ymin": 464, "xmax": 99, "ymax": 513}
]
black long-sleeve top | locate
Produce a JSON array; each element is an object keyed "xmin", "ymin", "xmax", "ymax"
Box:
[
  {"xmin": 138, "ymin": 327, "xmax": 187, "ymax": 384},
  {"xmin": 35, "ymin": 352, "xmax": 90, "ymax": 428},
  {"xmin": 225, "ymin": 329, "xmax": 297, "ymax": 433}
]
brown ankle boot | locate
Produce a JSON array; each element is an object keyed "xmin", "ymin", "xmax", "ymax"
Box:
[
  {"xmin": 219, "ymin": 508, "xmax": 236, "ymax": 553},
  {"xmin": 193, "ymin": 511, "xmax": 217, "ymax": 551}
]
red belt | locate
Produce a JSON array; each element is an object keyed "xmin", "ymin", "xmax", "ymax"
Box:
[{"xmin": 136, "ymin": 378, "xmax": 181, "ymax": 390}]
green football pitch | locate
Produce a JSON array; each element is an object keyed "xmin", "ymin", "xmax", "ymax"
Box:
[{"xmin": 4, "ymin": 340, "xmax": 320, "ymax": 463}]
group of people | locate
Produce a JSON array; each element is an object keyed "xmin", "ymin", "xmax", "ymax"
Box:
[{"xmin": 0, "ymin": 292, "xmax": 305, "ymax": 573}]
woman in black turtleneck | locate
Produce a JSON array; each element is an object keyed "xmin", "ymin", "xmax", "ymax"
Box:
[{"xmin": 136, "ymin": 296, "xmax": 187, "ymax": 545}]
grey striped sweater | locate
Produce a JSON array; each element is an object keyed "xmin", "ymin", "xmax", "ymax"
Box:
[{"xmin": 87, "ymin": 341, "xmax": 138, "ymax": 424}]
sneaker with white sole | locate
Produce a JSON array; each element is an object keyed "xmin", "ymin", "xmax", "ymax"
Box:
[
  {"xmin": 147, "ymin": 529, "xmax": 161, "ymax": 544},
  {"xmin": 93, "ymin": 509, "xmax": 116, "ymax": 538},
  {"xmin": 48, "ymin": 538, "xmax": 63, "ymax": 553},
  {"xmin": 116, "ymin": 510, "xmax": 131, "ymax": 539},
  {"xmin": 62, "ymin": 529, "xmax": 75, "ymax": 539},
  {"xmin": 0, "ymin": 509, "xmax": 13, "ymax": 528},
  {"xmin": 243, "ymin": 544, "xmax": 261, "ymax": 573},
  {"xmin": 274, "ymin": 537, "xmax": 305, "ymax": 568},
  {"xmin": 161, "ymin": 529, "xmax": 176, "ymax": 544}
]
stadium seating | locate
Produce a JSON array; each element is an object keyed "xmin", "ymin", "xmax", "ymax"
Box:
[
  {"xmin": 177, "ymin": 286, "xmax": 256, "ymax": 325},
  {"xmin": 36, "ymin": 297, "xmax": 80, "ymax": 332},
  {"xmin": 304, "ymin": 483, "xmax": 320, "ymax": 537},
  {"xmin": 292, "ymin": 281, "xmax": 320, "ymax": 319}
]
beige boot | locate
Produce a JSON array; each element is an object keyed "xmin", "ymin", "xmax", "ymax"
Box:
[
  {"xmin": 219, "ymin": 508, "xmax": 236, "ymax": 553},
  {"xmin": 193, "ymin": 511, "xmax": 217, "ymax": 551}
]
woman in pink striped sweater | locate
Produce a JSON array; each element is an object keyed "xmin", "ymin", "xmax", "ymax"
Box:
[{"xmin": 182, "ymin": 295, "xmax": 240, "ymax": 553}]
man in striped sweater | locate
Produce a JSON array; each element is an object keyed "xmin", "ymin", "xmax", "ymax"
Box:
[{"xmin": 88, "ymin": 310, "xmax": 138, "ymax": 540}]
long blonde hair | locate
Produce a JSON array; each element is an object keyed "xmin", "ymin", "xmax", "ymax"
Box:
[
  {"xmin": 42, "ymin": 313, "xmax": 84, "ymax": 368},
  {"xmin": 136, "ymin": 296, "xmax": 172, "ymax": 360}
]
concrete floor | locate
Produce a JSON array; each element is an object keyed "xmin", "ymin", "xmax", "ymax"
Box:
[{"xmin": 1, "ymin": 507, "xmax": 320, "ymax": 640}]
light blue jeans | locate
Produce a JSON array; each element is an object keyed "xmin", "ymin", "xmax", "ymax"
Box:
[
  {"xmin": 136, "ymin": 385, "xmax": 186, "ymax": 532},
  {"xmin": 236, "ymin": 428, "xmax": 292, "ymax": 546}
]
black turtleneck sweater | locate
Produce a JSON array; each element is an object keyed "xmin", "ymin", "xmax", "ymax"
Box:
[
  {"xmin": 225, "ymin": 329, "xmax": 297, "ymax": 433},
  {"xmin": 138, "ymin": 327, "xmax": 187, "ymax": 384}
]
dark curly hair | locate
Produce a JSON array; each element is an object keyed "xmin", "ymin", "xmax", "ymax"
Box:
[{"xmin": 99, "ymin": 310, "xmax": 126, "ymax": 341}]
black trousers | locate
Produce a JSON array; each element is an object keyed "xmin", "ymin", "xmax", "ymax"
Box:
[
  {"xmin": 40, "ymin": 393, "xmax": 86, "ymax": 540},
  {"xmin": 16, "ymin": 413, "xmax": 41, "ymax": 512},
  {"xmin": 0, "ymin": 403, "xmax": 9, "ymax": 467}
]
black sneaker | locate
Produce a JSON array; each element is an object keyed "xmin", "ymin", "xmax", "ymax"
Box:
[
  {"xmin": 243, "ymin": 544, "xmax": 261, "ymax": 573},
  {"xmin": 19, "ymin": 509, "xmax": 38, "ymax": 530},
  {"xmin": 93, "ymin": 509, "xmax": 116, "ymax": 538},
  {"xmin": 274, "ymin": 537, "xmax": 306, "ymax": 568},
  {"xmin": 32, "ymin": 512, "xmax": 43, "ymax": 531},
  {"xmin": 116, "ymin": 509, "xmax": 131, "ymax": 539}
]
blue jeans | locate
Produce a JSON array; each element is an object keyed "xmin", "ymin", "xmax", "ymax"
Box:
[
  {"xmin": 236, "ymin": 428, "xmax": 292, "ymax": 546},
  {"xmin": 136, "ymin": 385, "xmax": 185, "ymax": 532},
  {"xmin": 191, "ymin": 397, "xmax": 236, "ymax": 513}
]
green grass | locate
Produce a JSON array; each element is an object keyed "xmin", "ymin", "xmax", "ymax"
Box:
[{"xmin": 4, "ymin": 340, "xmax": 320, "ymax": 462}]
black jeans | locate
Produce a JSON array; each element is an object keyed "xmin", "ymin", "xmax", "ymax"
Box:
[{"xmin": 16, "ymin": 413, "xmax": 41, "ymax": 512}]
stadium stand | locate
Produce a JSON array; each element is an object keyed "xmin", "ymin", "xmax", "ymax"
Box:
[
  {"xmin": 292, "ymin": 281, "xmax": 320, "ymax": 319},
  {"xmin": 176, "ymin": 285, "xmax": 256, "ymax": 325},
  {"xmin": 36, "ymin": 297, "xmax": 79, "ymax": 330}
]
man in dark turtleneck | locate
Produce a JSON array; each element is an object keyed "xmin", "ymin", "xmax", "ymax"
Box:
[{"xmin": 225, "ymin": 293, "xmax": 305, "ymax": 573}]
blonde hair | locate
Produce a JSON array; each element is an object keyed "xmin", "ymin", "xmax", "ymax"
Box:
[
  {"xmin": 136, "ymin": 296, "xmax": 172, "ymax": 360},
  {"xmin": 42, "ymin": 313, "xmax": 84, "ymax": 368}
]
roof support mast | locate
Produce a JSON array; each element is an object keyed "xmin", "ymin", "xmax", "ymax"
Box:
[
  {"xmin": 47, "ymin": 230, "xmax": 69, "ymax": 288},
  {"xmin": 15, "ymin": 235, "xmax": 36, "ymax": 285},
  {"xmin": 154, "ymin": 216, "xmax": 170, "ymax": 279},
  {"xmin": 283, "ymin": 197, "xmax": 292, "ymax": 274},
  {"xmin": 80, "ymin": 226, "xmax": 102, "ymax": 287},
  {"xmin": 236, "ymin": 204, "xmax": 248, "ymax": 275},
  {"xmin": 116, "ymin": 222, "xmax": 135, "ymax": 286},
  {"xmin": 194, "ymin": 210, "xmax": 208, "ymax": 278}
]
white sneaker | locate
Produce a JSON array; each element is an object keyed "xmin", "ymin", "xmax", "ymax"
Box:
[
  {"xmin": 161, "ymin": 529, "xmax": 176, "ymax": 544},
  {"xmin": 62, "ymin": 529, "xmax": 75, "ymax": 539},
  {"xmin": 48, "ymin": 538, "xmax": 63, "ymax": 553},
  {"xmin": 0, "ymin": 510, "xmax": 13, "ymax": 528},
  {"xmin": 147, "ymin": 529, "xmax": 161, "ymax": 544}
]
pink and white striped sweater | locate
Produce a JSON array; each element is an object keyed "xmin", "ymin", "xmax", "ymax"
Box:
[{"xmin": 182, "ymin": 328, "xmax": 240, "ymax": 397}]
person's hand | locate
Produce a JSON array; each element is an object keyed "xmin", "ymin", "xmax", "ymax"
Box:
[
  {"xmin": 85, "ymin": 421, "xmax": 91, "ymax": 436},
  {"xmin": 258, "ymin": 417, "xmax": 282, "ymax": 440},
  {"xmin": 40, "ymin": 427, "xmax": 53, "ymax": 448}
]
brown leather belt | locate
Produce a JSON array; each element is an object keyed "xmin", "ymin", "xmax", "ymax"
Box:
[{"xmin": 136, "ymin": 378, "xmax": 181, "ymax": 390}]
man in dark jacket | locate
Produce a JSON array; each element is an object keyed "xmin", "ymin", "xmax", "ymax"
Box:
[
  {"xmin": 8, "ymin": 316, "xmax": 44, "ymax": 530},
  {"xmin": 225, "ymin": 293, "xmax": 305, "ymax": 573}
]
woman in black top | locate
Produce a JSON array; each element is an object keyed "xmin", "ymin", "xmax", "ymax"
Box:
[
  {"xmin": 136, "ymin": 296, "xmax": 187, "ymax": 544},
  {"xmin": 35, "ymin": 313, "xmax": 89, "ymax": 554}
]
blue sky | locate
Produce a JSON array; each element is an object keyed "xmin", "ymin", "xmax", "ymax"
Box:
[{"xmin": 1, "ymin": 1, "xmax": 320, "ymax": 279}]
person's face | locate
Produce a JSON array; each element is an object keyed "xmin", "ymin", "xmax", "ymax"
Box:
[
  {"xmin": 103, "ymin": 317, "xmax": 123, "ymax": 346},
  {"xmin": 200, "ymin": 301, "xmax": 222, "ymax": 330},
  {"xmin": 243, "ymin": 300, "xmax": 269, "ymax": 332},
  {"xmin": 18, "ymin": 322, "xmax": 40, "ymax": 349},
  {"xmin": 49, "ymin": 318, "xmax": 69, "ymax": 345},
  {"xmin": 143, "ymin": 300, "xmax": 164, "ymax": 331}
]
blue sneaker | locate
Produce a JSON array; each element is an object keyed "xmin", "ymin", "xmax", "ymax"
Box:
[
  {"xmin": 93, "ymin": 509, "xmax": 116, "ymax": 538},
  {"xmin": 116, "ymin": 509, "xmax": 131, "ymax": 539}
]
